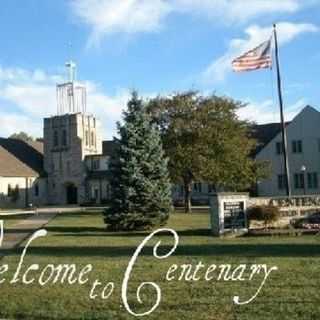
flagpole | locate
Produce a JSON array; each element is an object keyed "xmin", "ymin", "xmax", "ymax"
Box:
[{"xmin": 273, "ymin": 24, "xmax": 291, "ymax": 197}]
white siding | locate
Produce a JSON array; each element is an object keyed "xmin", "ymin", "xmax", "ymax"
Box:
[{"xmin": 256, "ymin": 106, "xmax": 320, "ymax": 196}]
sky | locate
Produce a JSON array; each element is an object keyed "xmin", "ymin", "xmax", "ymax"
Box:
[{"xmin": 0, "ymin": 0, "xmax": 319, "ymax": 139}]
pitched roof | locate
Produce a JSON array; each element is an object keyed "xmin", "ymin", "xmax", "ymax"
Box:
[
  {"xmin": 0, "ymin": 145, "xmax": 39, "ymax": 177},
  {"xmin": 0, "ymin": 138, "xmax": 44, "ymax": 177},
  {"xmin": 250, "ymin": 105, "xmax": 320, "ymax": 156},
  {"xmin": 250, "ymin": 122, "xmax": 290, "ymax": 155}
]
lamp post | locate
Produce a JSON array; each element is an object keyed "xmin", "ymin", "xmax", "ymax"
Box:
[{"xmin": 301, "ymin": 165, "xmax": 307, "ymax": 196}]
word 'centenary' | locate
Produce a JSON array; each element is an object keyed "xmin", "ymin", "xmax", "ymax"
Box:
[{"xmin": 0, "ymin": 223, "xmax": 277, "ymax": 317}]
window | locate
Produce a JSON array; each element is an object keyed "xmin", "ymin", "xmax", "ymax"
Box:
[
  {"xmin": 276, "ymin": 142, "xmax": 283, "ymax": 155},
  {"xmin": 34, "ymin": 184, "xmax": 39, "ymax": 197},
  {"xmin": 85, "ymin": 130, "xmax": 89, "ymax": 146},
  {"xmin": 193, "ymin": 183, "xmax": 202, "ymax": 193},
  {"xmin": 292, "ymin": 140, "xmax": 303, "ymax": 153},
  {"xmin": 105, "ymin": 157, "xmax": 110, "ymax": 170},
  {"xmin": 91, "ymin": 132, "xmax": 95, "ymax": 146},
  {"xmin": 53, "ymin": 130, "xmax": 59, "ymax": 147},
  {"xmin": 294, "ymin": 173, "xmax": 305, "ymax": 189},
  {"xmin": 92, "ymin": 159, "xmax": 100, "ymax": 170},
  {"xmin": 277, "ymin": 174, "xmax": 287, "ymax": 190},
  {"xmin": 307, "ymin": 172, "xmax": 318, "ymax": 189},
  {"xmin": 208, "ymin": 184, "xmax": 215, "ymax": 193},
  {"xmin": 62, "ymin": 129, "xmax": 67, "ymax": 146},
  {"xmin": 7, "ymin": 184, "xmax": 12, "ymax": 196}
]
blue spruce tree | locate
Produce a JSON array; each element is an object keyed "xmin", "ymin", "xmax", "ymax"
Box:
[{"xmin": 104, "ymin": 92, "xmax": 172, "ymax": 230}]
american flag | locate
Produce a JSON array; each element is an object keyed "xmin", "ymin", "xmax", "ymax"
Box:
[{"xmin": 232, "ymin": 39, "xmax": 272, "ymax": 72}]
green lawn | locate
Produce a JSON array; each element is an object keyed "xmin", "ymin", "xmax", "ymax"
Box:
[
  {"xmin": 0, "ymin": 211, "xmax": 320, "ymax": 320},
  {"xmin": 1, "ymin": 213, "xmax": 34, "ymax": 227}
]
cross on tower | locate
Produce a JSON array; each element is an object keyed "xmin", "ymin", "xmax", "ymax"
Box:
[{"xmin": 65, "ymin": 60, "xmax": 76, "ymax": 83}]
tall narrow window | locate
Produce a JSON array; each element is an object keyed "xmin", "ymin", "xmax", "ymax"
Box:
[
  {"xmin": 276, "ymin": 142, "xmax": 283, "ymax": 155},
  {"xmin": 34, "ymin": 184, "xmax": 39, "ymax": 197},
  {"xmin": 193, "ymin": 183, "xmax": 202, "ymax": 193},
  {"xmin": 85, "ymin": 130, "xmax": 89, "ymax": 146},
  {"xmin": 208, "ymin": 184, "xmax": 215, "ymax": 193},
  {"xmin": 92, "ymin": 159, "xmax": 100, "ymax": 170},
  {"xmin": 278, "ymin": 175, "xmax": 286, "ymax": 190},
  {"xmin": 53, "ymin": 130, "xmax": 59, "ymax": 147},
  {"xmin": 91, "ymin": 132, "xmax": 95, "ymax": 146},
  {"xmin": 7, "ymin": 184, "xmax": 12, "ymax": 196},
  {"xmin": 294, "ymin": 173, "xmax": 305, "ymax": 189},
  {"xmin": 292, "ymin": 140, "xmax": 303, "ymax": 153},
  {"xmin": 62, "ymin": 129, "xmax": 67, "ymax": 146},
  {"xmin": 307, "ymin": 172, "xmax": 318, "ymax": 189}
]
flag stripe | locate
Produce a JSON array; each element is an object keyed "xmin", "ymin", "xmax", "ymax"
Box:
[
  {"xmin": 232, "ymin": 56, "xmax": 271, "ymax": 63},
  {"xmin": 232, "ymin": 59, "xmax": 272, "ymax": 68},
  {"xmin": 232, "ymin": 58, "xmax": 272, "ymax": 68},
  {"xmin": 233, "ymin": 63, "xmax": 271, "ymax": 72}
]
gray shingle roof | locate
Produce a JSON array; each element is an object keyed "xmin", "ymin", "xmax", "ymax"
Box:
[
  {"xmin": 250, "ymin": 122, "xmax": 290, "ymax": 156},
  {"xmin": 0, "ymin": 138, "xmax": 44, "ymax": 177}
]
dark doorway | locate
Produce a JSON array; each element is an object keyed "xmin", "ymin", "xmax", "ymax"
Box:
[{"xmin": 66, "ymin": 184, "xmax": 78, "ymax": 204}]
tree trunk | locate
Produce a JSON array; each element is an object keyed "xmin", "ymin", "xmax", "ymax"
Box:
[{"xmin": 184, "ymin": 180, "xmax": 192, "ymax": 213}]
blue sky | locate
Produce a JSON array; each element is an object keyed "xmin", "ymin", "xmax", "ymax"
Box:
[{"xmin": 0, "ymin": 0, "xmax": 319, "ymax": 139}]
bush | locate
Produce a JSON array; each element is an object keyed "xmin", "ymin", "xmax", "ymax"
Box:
[
  {"xmin": 247, "ymin": 205, "xmax": 280, "ymax": 229},
  {"xmin": 292, "ymin": 212, "xmax": 320, "ymax": 229}
]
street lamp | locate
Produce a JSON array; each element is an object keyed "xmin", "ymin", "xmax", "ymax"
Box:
[{"xmin": 301, "ymin": 165, "xmax": 307, "ymax": 195}]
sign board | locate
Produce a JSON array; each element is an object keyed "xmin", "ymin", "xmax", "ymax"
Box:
[
  {"xmin": 210, "ymin": 193, "xmax": 248, "ymax": 236},
  {"xmin": 223, "ymin": 201, "xmax": 246, "ymax": 230}
]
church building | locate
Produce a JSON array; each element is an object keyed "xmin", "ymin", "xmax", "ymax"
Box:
[{"xmin": 0, "ymin": 62, "xmax": 113, "ymax": 208}]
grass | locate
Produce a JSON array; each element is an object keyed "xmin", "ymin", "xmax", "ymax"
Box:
[
  {"xmin": 0, "ymin": 210, "xmax": 320, "ymax": 319},
  {"xmin": 1, "ymin": 213, "xmax": 34, "ymax": 227}
]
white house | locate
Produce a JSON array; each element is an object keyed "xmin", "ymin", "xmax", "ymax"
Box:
[
  {"xmin": 0, "ymin": 138, "xmax": 47, "ymax": 208},
  {"xmin": 255, "ymin": 106, "xmax": 320, "ymax": 197}
]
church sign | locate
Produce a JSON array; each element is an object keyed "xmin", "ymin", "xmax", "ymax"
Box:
[
  {"xmin": 223, "ymin": 201, "xmax": 246, "ymax": 230},
  {"xmin": 210, "ymin": 193, "xmax": 249, "ymax": 236}
]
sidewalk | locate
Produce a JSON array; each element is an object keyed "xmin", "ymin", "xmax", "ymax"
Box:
[{"xmin": 0, "ymin": 212, "xmax": 57, "ymax": 252}]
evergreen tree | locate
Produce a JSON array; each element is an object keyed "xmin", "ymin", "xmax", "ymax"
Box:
[{"xmin": 104, "ymin": 92, "xmax": 172, "ymax": 231}]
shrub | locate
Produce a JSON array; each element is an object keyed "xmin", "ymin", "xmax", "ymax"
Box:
[
  {"xmin": 292, "ymin": 212, "xmax": 320, "ymax": 229},
  {"xmin": 247, "ymin": 205, "xmax": 280, "ymax": 229}
]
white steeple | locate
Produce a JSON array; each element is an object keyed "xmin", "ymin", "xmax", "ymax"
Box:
[{"xmin": 56, "ymin": 61, "xmax": 87, "ymax": 115}]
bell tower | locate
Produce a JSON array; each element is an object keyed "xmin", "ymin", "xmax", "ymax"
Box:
[{"xmin": 43, "ymin": 62, "xmax": 102, "ymax": 205}]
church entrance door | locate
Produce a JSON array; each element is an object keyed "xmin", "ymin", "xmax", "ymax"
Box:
[{"xmin": 66, "ymin": 184, "xmax": 78, "ymax": 204}]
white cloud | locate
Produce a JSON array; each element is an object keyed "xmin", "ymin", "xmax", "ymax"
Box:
[
  {"xmin": 173, "ymin": 0, "xmax": 301, "ymax": 23},
  {"xmin": 70, "ymin": 0, "xmax": 172, "ymax": 47},
  {"xmin": 0, "ymin": 66, "xmax": 132, "ymax": 139},
  {"xmin": 202, "ymin": 22, "xmax": 319, "ymax": 84},
  {"xmin": 70, "ymin": 0, "xmax": 311, "ymax": 46},
  {"xmin": 0, "ymin": 111, "xmax": 42, "ymax": 138},
  {"xmin": 237, "ymin": 97, "xmax": 307, "ymax": 124}
]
